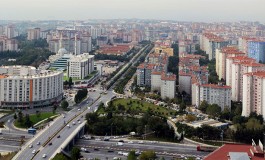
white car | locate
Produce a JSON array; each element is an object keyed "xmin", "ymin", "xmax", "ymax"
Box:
[
  {"xmin": 118, "ymin": 151, "xmax": 123, "ymax": 155},
  {"xmin": 78, "ymin": 120, "xmax": 81, "ymax": 124},
  {"xmin": 32, "ymin": 149, "xmax": 36, "ymax": 154},
  {"xmin": 72, "ymin": 121, "xmax": 76, "ymax": 125},
  {"xmin": 128, "ymin": 141, "xmax": 133, "ymax": 144},
  {"xmin": 37, "ymin": 141, "xmax": 40, "ymax": 145},
  {"xmin": 42, "ymin": 154, "xmax": 47, "ymax": 158},
  {"xmin": 78, "ymin": 108, "xmax": 80, "ymax": 111},
  {"xmin": 29, "ymin": 144, "xmax": 33, "ymax": 148},
  {"xmin": 138, "ymin": 141, "xmax": 144, "ymax": 144},
  {"xmin": 67, "ymin": 124, "xmax": 71, "ymax": 128}
]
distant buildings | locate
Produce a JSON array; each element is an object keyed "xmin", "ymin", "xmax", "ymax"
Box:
[
  {"xmin": 0, "ymin": 65, "xmax": 63, "ymax": 108},
  {"xmin": 97, "ymin": 44, "xmax": 132, "ymax": 56},
  {"xmin": 0, "ymin": 37, "xmax": 18, "ymax": 52},
  {"xmin": 27, "ymin": 28, "xmax": 40, "ymax": 40}
]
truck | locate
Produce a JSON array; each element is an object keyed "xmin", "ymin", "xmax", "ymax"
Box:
[{"xmin": 116, "ymin": 142, "xmax": 124, "ymax": 146}]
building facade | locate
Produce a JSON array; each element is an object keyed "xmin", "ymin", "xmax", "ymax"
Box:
[
  {"xmin": 0, "ymin": 66, "xmax": 63, "ymax": 108},
  {"xmin": 242, "ymin": 71, "xmax": 265, "ymax": 117},
  {"xmin": 161, "ymin": 73, "xmax": 176, "ymax": 99}
]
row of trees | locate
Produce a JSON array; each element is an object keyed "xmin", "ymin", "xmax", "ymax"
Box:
[
  {"xmin": 74, "ymin": 89, "xmax": 88, "ymax": 103},
  {"xmin": 114, "ymin": 67, "xmax": 136, "ymax": 94}
]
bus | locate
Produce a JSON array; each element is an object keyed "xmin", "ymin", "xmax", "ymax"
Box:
[
  {"xmin": 28, "ymin": 128, "xmax": 37, "ymax": 135},
  {"xmin": 197, "ymin": 145, "xmax": 218, "ymax": 152}
]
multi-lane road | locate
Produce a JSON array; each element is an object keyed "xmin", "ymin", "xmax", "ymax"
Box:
[
  {"xmin": 75, "ymin": 139, "xmax": 208, "ymax": 159},
  {"xmin": 13, "ymin": 87, "xmax": 115, "ymax": 160}
]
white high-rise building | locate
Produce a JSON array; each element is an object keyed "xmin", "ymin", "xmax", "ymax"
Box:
[
  {"xmin": 242, "ymin": 71, "xmax": 265, "ymax": 117},
  {"xmin": 194, "ymin": 83, "xmax": 231, "ymax": 110},
  {"xmin": 161, "ymin": 73, "xmax": 176, "ymax": 99},
  {"xmin": 67, "ymin": 53, "xmax": 94, "ymax": 79}
]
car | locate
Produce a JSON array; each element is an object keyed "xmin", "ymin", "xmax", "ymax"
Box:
[
  {"xmin": 78, "ymin": 121, "xmax": 81, "ymax": 124},
  {"xmin": 63, "ymin": 115, "xmax": 65, "ymax": 118},
  {"xmin": 72, "ymin": 121, "xmax": 76, "ymax": 125},
  {"xmin": 81, "ymin": 147, "xmax": 87, "ymax": 151},
  {"xmin": 42, "ymin": 154, "xmax": 47, "ymax": 158},
  {"xmin": 57, "ymin": 135, "xmax": 60, "ymax": 138},
  {"xmin": 118, "ymin": 140, "xmax": 124, "ymax": 143},
  {"xmin": 78, "ymin": 108, "xmax": 80, "ymax": 111},
  {"xmin": 67, "ymin": 124, "xmax": 70, "ymax": 128},
  {"xmin": 118, "ymin": 151, "xmax": 123, "ymax": 155},
  {"xmin": 113, "ymin": 157, "xmax": 119, "ymax": 160},
  {"xmin": 95, "ymin": 138, "xmax": 101, "ymax": 141},
  {"xmin": 94, "ymin": 148, "xmax": 99, "ymax": 151},
  {"xmin": 128, "ymin": 141, "xmax": 133, "ymax": 144},
  {"xmin": 37, "ymin": 141, "xmax": 40, "ymax": 145},
  {"xmin": 85, "ymin": 150, "xmax": 90, "ymax": 153},
  {"xmin": 108, "ymin": 150, "xmax": 114, "ymax": 152},
  {"xmin": 49, "ymin": 142, "xmax": 52, "ymax": 146},
  {"xmin": 29, "ymin": 144, "xmax": 33, "ymax": 148},
  {"xmin": 32, "ymin": 149, "xmax": 36, "ymax": 154},
  {"xmin": 138, "ymin": 141, "xmax": 144, "ymax": 144}
]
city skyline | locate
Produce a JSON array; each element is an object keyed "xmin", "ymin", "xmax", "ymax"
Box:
[{"xmin": 0, "ymin": 0, "xmax": 265, "ymax": 23}]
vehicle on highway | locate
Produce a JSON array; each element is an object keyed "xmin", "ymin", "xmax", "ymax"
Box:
[
  {"xmin": 49, "ymin": 142, "xmax": 52, "ymax": 146},
  {"xmin": 78, "ymin": 108, "xmax": 80, "ymax": 111},
  {"xmin": 78, "ymin": 120, "xmax": 81, "ymax": 124},
  {"xmin": 29, "ymin": 144, "xmax": 33, "ymax": 148},
  {"xmin": 95, "ymin": 138, "xmax": 101, "ymax": 141},
  {"xmin": 57, "ymin": 135, "xmax": 60, "ymax": 138},
  {"xmin": 42, "ymin": 154, "xmax": 47, "ymax": 158},
  {"xmin": 138, "ymin": 140, "xmax": 144, "ymax": 144},
  {"xmin": 63, "ymin": 115, "xmax": 65, "ymax": 118},
  {"xmin": 104, "ymin": 137, "xmax": 110, "ymax": 141},
  {"xmin": 81, "ymin": 147, "xmax": 87, "ymax": 152},
  {"xmin": 118, "ymin": 140, "xmax": 124, "ymax": 143},
  {"xmin": 128, "ymin": 141, "xmax": 133, "ymax": 144},
  {"xmin": 94, "ymin": 148, "xmax": 99, "ymax": 151},
  {"xmin": 197, "ymin": 145, "xmax": 218, "ymax": 152},
  {"xmin": 135, "ymin": 150, "xmax": 141, "ymax": 156},
  {"xmin": 122, "ymin": 152, "xmax": 129, "ymax": 156},
  {"xmin": 32, "ymin": 149, "xmax": 36, "ymax": 154},
  {"xmin": 37, "ymin": 141, "xmax": 40, "ymax": 145},
  {"xmin": 113, "ymin": 157, "xmax": 119, "ymax": 160},
  {"xmin": 118, "ymin": 151, "xmax": 123, "ymax": 155},
  {"xmin": 67, "ymin": 124, "xmax": 70, "ymax": 128},
  {"xmin": 108, "ymin": 150, "xmax": 114, "ymax": 152},
  {"xmin": 72, "ymin": 121, "xmax": 76, "ymax": 125},
  {"xmin": 116, "ymin": 142, "xmax": 124, "ymax": 146}
]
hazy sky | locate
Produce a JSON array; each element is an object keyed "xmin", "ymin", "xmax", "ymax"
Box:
[{"xmin": 0, "ymin": 0, "xmax": 264, "ymax": 22}]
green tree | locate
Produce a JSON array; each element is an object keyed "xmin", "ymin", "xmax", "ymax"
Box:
[
  {"xmin": 24, "ymin": 114, "xmax": 32, "ymax": 128},
  {"xmin": 127, "ymin": 151, "xmax": 137, "ymax": 160},
  {"xmin": 18, "ymin": 111, "xmax": 23, "ymax": 123},
  {"xmin": 199, "ymin": 100, "xmax": 208, "ymax": 113},
  {"xmin": 36, "ymin": 110, "xmax": 41, "ymax": 119},
  {"xmin": 179, "ymin": 101, "xmax": 186, "ymax": 111},
  {"xmin": 61, "ymin": 100, "xmax": 69, "ymax": 110},
  {"xmin": 52, "ymin": 153, "xmax": 68, "ymax": 160},
  {"xmin": 68, "ymin": 77, "xmax": 73, "ymax": 88},
  {"xmin": 13, "ymin": 113, "xmax": 17, "ymax": 119},
  {"xmin": 245, "ymin": 118, "xmax": 263, "ymax": 130},
  {"xmin": 71, "ymin": 147, "xmax": 80, "ymax": 160},
  {"xmin": 206, "ymin": 104, "xmax": 221, "ymax": 117},
  {"xmin": 139, "ymin": 151, "xmax": 156, "ymax": 160}
]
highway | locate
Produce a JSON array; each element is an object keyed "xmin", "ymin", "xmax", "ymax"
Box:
[
  {"xmin": 13, "ymin": 87, "xmax": 115, "ymax": 160},
  {"xmin": 75, "ymin": 139, "xmax": 208, "ymax": 158}
]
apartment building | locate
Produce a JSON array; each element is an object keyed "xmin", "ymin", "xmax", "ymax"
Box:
[
  {"xmin": 248, "ymin": 40, "xmax": 265, "ymax": 63},
  {"xmin": 194, "ymin": 83, "xmax": 231, "ymax": 110},
  {"xmin": 231, "ymin": 61, "xmax": 265, "ymax": 102},
  {"xmin": 242, "ymin": 71, "xmax": 265, "ymax": 117},
  {"xmin": 161, "ymin": 73, "xmax": 176, "ymax": 99},
  {"xmin": 27, "ymin": 28, "xmax": 41, "ymax": 40},
  {"xmin": 215, "ymin": 47, "xmax": 245, "ymax": 80},
  {"xmin": 67, "ymin": 53, "xmax": 94, "ymax": 79},
  {"xmin": 0, "ymin": 66, "xmax": 63, "ymax": 108}
]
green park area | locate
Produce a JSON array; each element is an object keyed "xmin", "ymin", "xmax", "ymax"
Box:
[
  {"xmin": 99, "ymin": 98, "xmax": 176, "ymax": 116},
  {"xmin": 14, "ymin": 112, "xmax": 57, "ymax": 129}
]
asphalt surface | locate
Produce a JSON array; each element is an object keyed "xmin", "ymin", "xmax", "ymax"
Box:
[
  {"xmin": 75, "ymin": 139, "xmax": 208, "ymax": 158},
  {"xmin": 14, "ymin": 88, "xmax": 115, "ymax": 160}
]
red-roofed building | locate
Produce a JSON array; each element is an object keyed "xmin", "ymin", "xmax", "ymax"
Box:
[{"xmin": 204, "ymin": 143, "xmax": 264, "ymax": 160}]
